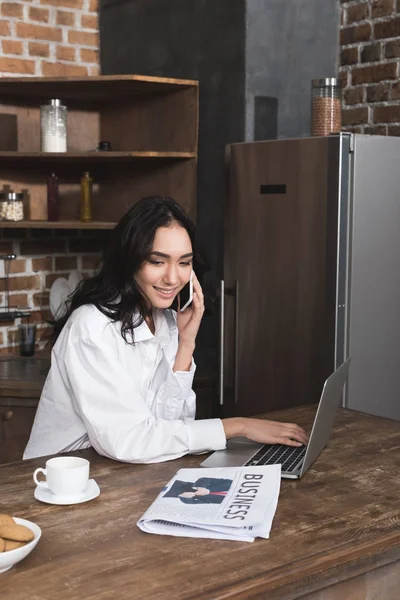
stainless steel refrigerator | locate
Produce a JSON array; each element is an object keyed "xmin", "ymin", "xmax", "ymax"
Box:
[{"xmin": 220, "ymin": 133, "xmax": 400, "ymax": 421}]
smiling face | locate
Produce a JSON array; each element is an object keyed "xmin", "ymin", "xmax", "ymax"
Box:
[{"xmin": 134, "ymin": 222, "xmax": 193, "ymax": 309}]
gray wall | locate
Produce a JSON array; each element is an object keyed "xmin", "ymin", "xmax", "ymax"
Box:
[{"xmin": 245, "ymin": 0, "xmax": 340, "ymax": 141}]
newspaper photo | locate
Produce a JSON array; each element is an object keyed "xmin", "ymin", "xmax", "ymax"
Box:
[{"xmin": 137, "ymin": 465, "xmax": 281, "ymax": 542}]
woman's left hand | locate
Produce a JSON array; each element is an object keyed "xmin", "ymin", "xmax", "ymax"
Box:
[{"xmin": 176, "ymin": 272, "xmax": 205, "ymax": 347}]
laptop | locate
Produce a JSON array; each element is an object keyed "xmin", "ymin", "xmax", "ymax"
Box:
[{"xmin": 201, "ymin": 359, "xmax": 350, "ymax": 479}]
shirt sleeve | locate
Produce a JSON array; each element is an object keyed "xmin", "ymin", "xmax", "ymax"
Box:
[
  {"xmin": 62, "ymin": 334, "xmax": 226, "ymax": 464},
  {"xmin": 153, "ymin": 357, "xmax": 197, "ymax": 422}
]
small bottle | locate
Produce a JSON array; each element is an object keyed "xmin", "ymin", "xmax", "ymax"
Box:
[
  {"xmin": 47, "ymin": 172, "xmax": 59, "ymax": 221},
  {"xmin": 80, "ymin": 171, "xmax": 93, "ymax": 222}
]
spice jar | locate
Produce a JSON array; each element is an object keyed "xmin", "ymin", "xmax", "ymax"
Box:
[
  {"xmin": 2, "ymin": 192, "xmax": 24, "ymax": 221},
  {"xmin": 0, "ymin": 194, "xmax": 8, "ymax": 220},
  {"xmin": 40, "ymin": 99, "xmax": 67, "ymax": 152},
  {"xmin": 311, "ymin": 78, "xmax": 342, "ymax": 136}
]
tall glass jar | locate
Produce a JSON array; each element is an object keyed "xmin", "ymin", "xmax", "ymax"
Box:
[
  {"xmin": 311, "ymin": 78, "xmax": 342, "ymax": 136},
  {"xmin": 40, "ymin": 99, "xmax": 67, "ymax": 152}
]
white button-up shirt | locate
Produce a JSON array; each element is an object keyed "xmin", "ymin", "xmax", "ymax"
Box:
[{"xmin": 24, "ymin": 304, "xmax": 226, "ymax": 463}]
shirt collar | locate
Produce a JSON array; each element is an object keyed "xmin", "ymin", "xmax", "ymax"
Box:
[{"xmin": 133, "ymin": 309, "xmax": 172, "ymax": 346}]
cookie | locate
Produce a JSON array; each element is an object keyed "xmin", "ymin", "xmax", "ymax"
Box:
[
  {"xmin": 4, "ymin": 539, "xmax": 26, "ymax": 552},
  {"xmin": 0, "ymin": 523, "xmax": 34, "ymax": 543},
  {"xmin": 0, "ymin": 537, "xmax": 4, "ymax": 552},
  {"xmin": 0, "ymin": 514, "xmax": 14, "ymax": 527}
]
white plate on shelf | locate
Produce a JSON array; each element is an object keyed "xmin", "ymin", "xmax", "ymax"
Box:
[
  {"xmin": 68, "ymin": 269, "xmax": 82, "ymax": 293},
  {"xmin": 34, "ymin": 479, "xmax": 100, "ymax": 505},
  {"xmin": 49, "ymin": 277, "xmax": 70, "ymax": 319}
]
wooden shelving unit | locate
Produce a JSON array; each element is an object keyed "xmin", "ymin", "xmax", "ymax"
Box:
[{"xmin": 0, "ymin": 74, "xmax": 199, "ymax": 228}]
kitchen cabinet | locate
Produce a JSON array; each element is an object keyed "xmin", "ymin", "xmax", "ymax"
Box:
[{"xmin": 0, "ymin": 74, "xmax": 198, "ymax": 228}]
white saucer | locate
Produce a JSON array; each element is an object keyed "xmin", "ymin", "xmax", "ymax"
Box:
[{"xmin": 34, "ymin": 479, "xmax": 100, "ymax": 505}]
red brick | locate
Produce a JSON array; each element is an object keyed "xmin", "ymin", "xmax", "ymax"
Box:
[
  {"xmin": 56, "ymin": 45, "xmax": 76, "ymax": 62},
  {"xmin": 81, "ymin": 14, "xmax": 98, "ymax": 30},
  {"xmin": 55, "ymin": 256, "xmax": 77, "ymax": 271},
  {"xmin": 88, "ymin": 0, "xmax": 98, "ymax": 11},
  {"xmin": 29, "ymin": 7, "xmax": 50, "ymax": 23},
  {"xmin": 342, "ymin": 126, "xmax": 363, "ymax": 133},
  {"xmin": 56, "ymin": 10, "xmax": 75, "ymax": 27},
  {"xmin": 375, "ymin": 16, "xmax": 400, "ymax": 39},
  {"xmin": 340, "ymin": 47, "xmax": 358, "ymax": 66},
  {"xmin": 351, "ymin": 62, "xmax": 398, "ymax": 84},
  {"xmin": 29, "ymin": 42, "xmax": 50, "ymax": 58},
  {"xmin": 82, "ymin": 255, "xmax": 100, "ymax": 269},
  {"xmin": 372, "ymin": 0, "xmax": 395, "ymax": 18},
  {"xmin": 0, "ymin": 275, "xmax": 40, "ymax": 293},
  {"xmin": 8, "ymin": 259, "xmax": 27, "ymax": 275},
  {"xmin": 347, "ymin": 2, "xmax": 369, "ymax": 23},
  {"xmin": 68, "ymin": 30, "xmax": 98, "ymax": 47},
  {"xmin": 2, "ymin": 40, "xmax": 23, "ymax": 55},
  {"xmin": 45, "ymin": 272, "xmax": 69, "ymax": 289},
  {"xmin": 0, "ymin": 20, "xmax": 11, "ymax": 36},
  {"xmin": 0, "ymin": 242, "xmax": 13, "ymax": 254},
  {"xmin": 1, "ymin": 3, "xmax": 23, "ymax": 18},
  {"xmin": 42, "ymin": 62, "xmax": 88, "ymax": 77},
  {"xmin": 69, "ymin": 239, "xmax": 104, "ymax": 253},
  {"xmin": 361, "ymin": 42, "xmax": 381, "ymax": 63},
  {"xmin": 20, "ymin": 240, "xmax": 66, "ymax": 255},
  {"xmin": 390, "ymin": 81, "xmax": 400, "ymax": 99},
  {"xmin": 364, "ymin": 125, "xmax": 387, "ymax": 135},
  {"xmin": 367, "ymin": 81, "xmax": 391, "ymax": 102},
  {"xmin": 9, "ymin": 293, "xmax": 29, "ymax": 308},
  {"xmin": 341, "ymin": 23, "xmax": 371, "ymax": 45},
  {"xmin": 32, "ymin": 292, "xmax": 50, "ymax": 308},
  {"xmin": 344, "ymin": 86, "xmax": 365, "ymax": 105},
  {"xmin": 80, "ymin": 48, "xmax": 98, "ymax": 64},
  {"xmin": 338, "ymin": 70, "xmax": 349, "ymax": 88},
  {"xmin": 16, "ymin": 23, "xmax": 62, "ymax": 42},
  {"xmin": 0, "ymin": 57, "xmax": 36, "ymax": 75},
  {"xmin": 39, "ymin": 0, "xmax": 83, "ymax": 7},
  {"xmin": 89, "ymin": 65, "xmax": 100, "ymax": 76},
  {"xmin": 342, "ymin": 107, "xmax": 369, "ymax": 126},
  {"xmin": 385, "ymin": 39, "xmax": 400, "ymax": 57},
  {"xmin": 373, "ymin": 104, "xmax": 400, "ymax": 122},
  {"xmin": 32, "ymin": 257, "xmax": 52, "ymax": 271}
]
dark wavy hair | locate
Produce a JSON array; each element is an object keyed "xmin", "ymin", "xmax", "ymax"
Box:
[{"xmin": 52, "ymin": 196, "xmax": 199, "ymax": 344}]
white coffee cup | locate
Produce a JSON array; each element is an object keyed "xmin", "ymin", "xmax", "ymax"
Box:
[{"xmin": 33, "ymin": 456, "xmax": 90, "ymax": 496}]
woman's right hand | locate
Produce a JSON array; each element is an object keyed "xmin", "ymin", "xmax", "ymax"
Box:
[{"xmin": 222, "ymin": 417, "xmax": 308, "ymax": 447}]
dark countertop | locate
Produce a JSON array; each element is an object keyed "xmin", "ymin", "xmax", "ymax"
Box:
[
  {"xmin": 2, "ymin": 405, "xmax": 400, "ymax": 599},
  {"xmin": 0, "ymin": 355, "xmax": 50, "ymax": 399}
]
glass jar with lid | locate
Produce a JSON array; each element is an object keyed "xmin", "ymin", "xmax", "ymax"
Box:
[
  {"xmin": 1, "ymin": 192, "xmax": 25, "ymax": 221},
  {"xmin": 40, "ymin": 99, "xmax": 67, "ymax": 152},
  {"xmin": 311, "ymin": 78, "xmax": 342, "ymax": 136}
]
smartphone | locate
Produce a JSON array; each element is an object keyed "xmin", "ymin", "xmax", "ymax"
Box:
[{"xmin": 179, "ymin": 271, "xmax": 194, "ymax": 312}]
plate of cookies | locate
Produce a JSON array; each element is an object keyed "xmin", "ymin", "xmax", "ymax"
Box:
[{"xmin": 0, "ymin": 514, "xmax": 41, "ymax": 573}]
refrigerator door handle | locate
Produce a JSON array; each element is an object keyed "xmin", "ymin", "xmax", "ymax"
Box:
[
  {"xmin": 219, "ymin": 280, "xmax": 225, "ymax": 406},
  {"xmin": 234, "ymin": 280, "xmax": 239, "ymax": 405}
]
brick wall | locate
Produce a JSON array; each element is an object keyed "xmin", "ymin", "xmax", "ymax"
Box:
[
  {"xmin": 340, "ymin": 0, "xmax": 400, "ymax": 134},
  {"xmin": 0, "ymin": 0, "xmax": 101, "ymax": 354}
]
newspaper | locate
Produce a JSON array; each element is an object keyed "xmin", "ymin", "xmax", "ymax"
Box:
[{"xmin": 137, "ymin": 465, "xmax": 281, "ymax": 542}]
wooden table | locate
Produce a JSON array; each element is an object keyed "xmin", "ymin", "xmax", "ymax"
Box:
[{"xmin": 1, "ymin": 405, "xmax": 400, "ymax": 600}]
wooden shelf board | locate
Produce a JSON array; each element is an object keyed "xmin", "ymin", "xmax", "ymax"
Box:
[
  {"xmin": 0, "ymin": 221, "xmax": 116, "ymax": 229},
  {"xmin": 0, "ymin": 74, "xmax": 198, "ymax": 101},
  {"xmin": 0, "ymin": 151, "xmax": 197, "ymax": 161}
]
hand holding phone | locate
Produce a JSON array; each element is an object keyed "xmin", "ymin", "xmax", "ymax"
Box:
[{"xmin": 179, "ymin": 271, "xmax": 194, "ymax": 312}]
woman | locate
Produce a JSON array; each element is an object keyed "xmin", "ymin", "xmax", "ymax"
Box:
[{"xmin": 24, "ymin": 196, "xmax": 307, "ymax": 462}]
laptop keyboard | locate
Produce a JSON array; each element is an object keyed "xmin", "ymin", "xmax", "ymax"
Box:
[{"xmin": 244, "ymin": 443, "xmax": 307, "ymax": 472}]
